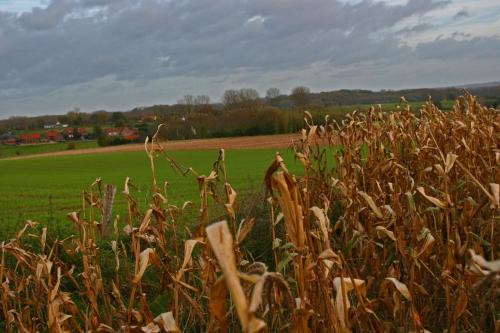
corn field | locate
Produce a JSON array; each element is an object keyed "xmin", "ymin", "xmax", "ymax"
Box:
[{"xmin": 0, "ymin": 93, "xmax": 498, "ymax": 332}]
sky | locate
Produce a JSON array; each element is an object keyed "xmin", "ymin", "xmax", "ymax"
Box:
[{"xmin": 0, "ymin": 0, "xmax": 499, "ymax": 118}]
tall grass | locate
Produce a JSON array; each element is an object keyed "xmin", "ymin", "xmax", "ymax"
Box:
[{"xmin": 0, "ymin": 93, "xmax": 498, "ymax": 332}]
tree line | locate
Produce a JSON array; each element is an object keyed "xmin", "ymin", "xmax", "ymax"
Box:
[{"xmin": 1, "ymin": 85, "xmax": 499, "ymax": 139}]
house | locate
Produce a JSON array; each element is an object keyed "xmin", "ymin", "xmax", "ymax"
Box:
[
  {"xmin": 45, "ymin": 130, "xmax": 64, "ymax": 142},
  {"xmin": 121, "ymin": 128, "xmax": 140, "ymax": 141},
  {"xmin": 5, "ymin": 138, "xmax": 16, "ymax": 145},
  {"xmin": 18, "ymin": 133, "xmax": 42, "ymax": 144},
  {"xmin": 62, "ymin": 128, "xmax": 75, "ymax": 140},
  {"xmin": 76, "ymin": 128, "xmax": 88, "ymax": 139},
  {"xmin": 0, "ymin": 132, "xmax": 17, "ymax": 145},
  {"xmin": 44, "ymin": 121, "xmax": 69, "ymax": 129},
  {"xmin": 105, "ymin": 128, "xmax": 121, "ymax": 137},
  {"xmin": 105, "ymin": 127, "xmax": 140, "ymax": 141}
]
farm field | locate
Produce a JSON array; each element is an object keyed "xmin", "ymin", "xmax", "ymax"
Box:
[
  {"xmin": 0, "ymin": 140, "xmax": 98, "ymax": 158},
  {"xmin": 1, "ymin": 133, "xmax": 298, "ymax": 160},
  {"xmin": 0, "ymin": 147, "xmax": 300, "ymax": 237},
  {"xmin": 0, "ymin": 95, "xmax": 498, "ymax": 332}
]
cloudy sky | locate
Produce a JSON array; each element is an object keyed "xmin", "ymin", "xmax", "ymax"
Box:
[{"xmin": 0, "ymin": 0, "xmax": 499, "ymax": 117}]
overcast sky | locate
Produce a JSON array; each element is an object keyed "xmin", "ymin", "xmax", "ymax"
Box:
[{"xmin": 0, "ymin": 0, "xmax": 499, "ymax": 117}]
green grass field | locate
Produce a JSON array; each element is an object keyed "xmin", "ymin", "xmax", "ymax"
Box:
[
  {"xmin": 0, "ymin": 148, "xmax": 300, "ymax": 238},
  {"xmin": 0, "ymin": 140, "xmax": 99, "ymax": 158}
]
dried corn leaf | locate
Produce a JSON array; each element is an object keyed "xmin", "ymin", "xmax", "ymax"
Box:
[
  {"xmin": 358, "ymin": 191, "xmax": 384, "ymax": 218},
  {"xmin": 375, "ymin": 226, "xmax": 396, "ymax": 241},
  {"xmin": 236, "ymin": 218, "xmax": 255, "ymax": 244},
  {"xmin": 416, "ymin": 187, "xmax": 447, "ymax": 209},
  {"xmin": 209, "ymin": 277, "xmax": 229, "ymax": 331},
  {"xmin": 206, "ymin": 221, "xmax": 266, "ymax": 333},
  {"xmin": 444, "ymin": 153, "xmax": 458, "ymax": 174},
  {"xmin": 154, "ymin": 312, "xmax": 180, "ymax": 333},
  {"xmin": 469, "ymin": 249, "xmax": 500, "ymax": 273},
  {"xmin": 310, "ymin": 206, "xmax": 330, "ymax": 244},
  {"xmin": 333, "ymin": 277, "xmax": 366, "ymax": 332},
  {"xmin": 134, "ymin": 248, "xmax": 155, "ymax": 283},
  {"xmin": 385, "ymin": 277, "xmax": 412, "ymax": 301},
  {"xmin": 489, "ymin": 183, "xmax": 499, "ymax": 208}
]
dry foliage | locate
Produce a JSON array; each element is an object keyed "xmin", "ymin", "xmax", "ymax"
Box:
[{"xmin": 0, "ymin": 93, "xmax": 498, "ymax": 332}]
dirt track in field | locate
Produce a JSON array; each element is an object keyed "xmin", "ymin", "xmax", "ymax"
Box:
[{"xmin": 4, "ymin": 134, "xmax": 299, "ymax": 160}]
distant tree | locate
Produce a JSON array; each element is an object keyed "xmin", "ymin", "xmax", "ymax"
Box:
[
  {"xmin": 222, "ymin": 89, "xmax": 241, "ymax": 109},
  {"xmin": 67, "ymin": 108, "xmax": 83, "ymax": 126},
  {"xmin": 36, "ymin": 118, "xmax": 45, "ymax": 129},
  {"xmin": 266, "ymin": 87, "xmax": 280, "ymax": 100},
  {"xmin": 194, "ymin": 95, "xmax": 210, "ymax": 105},
  {"xmin": 291, "ymin": 86, "xmax": 311, "ymax": 106},
  {"xmin": 183, "ymin": 95, "xmax": 195, "ymax": 106},
  {"xmin": 90, "ymin": 111, "xmax": 108, "ymax": 125},
  {"xmin": 222, "ymin": 88, "xmax": 260, "ymax": 109},
  {"xmin": 239, "ymin": 88, "xmax": 260, "ymax": 108},
  {"xmin": 74, "ymin": 114, "xmax": 83, "ymax": 126},
  {"xmin": 93, "ymin": 125, "xmax": 103, "ymax": 139},
  {"xmin": 179, "ymin": 94, "xmax": 211, "ymax": 112},
  {"xmin": 111, "ymin": 112, "xmax": 127, "ymax": 127}
]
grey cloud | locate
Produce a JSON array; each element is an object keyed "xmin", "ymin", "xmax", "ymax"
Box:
[
  {"xmin": 416, "ymin": 36, "xmax": 500, "ymax": 60},
  {"xmin": 396, "ymin": 23, "xmax": 433, "ymax": 35},
  {"xmin": 18, "ymin": 0, "xmax": 74, "ymax": 30},
  {"xmin": 0, "ymin": 0, "xmax": 449, "ymax": 89},
  {"xmin": 0, "ymin": 0, "xmax": 498, "ymax": 116},
  {"xmin": 454, "ymin": 9, "xmax": 469, "ymax": 20}
]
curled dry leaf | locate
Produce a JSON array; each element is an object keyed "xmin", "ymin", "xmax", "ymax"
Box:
[
  {"xmin": 489, "ymin": 183, "xmax": 499, "ymax": 208},
  {"xmin": 333, "ymin": 277, "xmax": 366, "ymax": 332},
  {"xmin": 453, "ymin": 288, "xmax": 468, "ymax": 320},
  {"xmin": 206, "ymin": 221, "xmax": 266, "ymax": 333},
  {"xmin": 416, "ymin": 229, "xmax": 435, "ymax": 259},
  {"xmin": 375, "ymin": 226, "xmax": 396, "ymax": 241},
  {"xmin": 236, "ymin": 218, "xmax": 256, "ymax": 244},
  {"xmin": 134, "ymin": 248, "xmax": 155, "ymax": 283},
  {"xmin": 176, "ymin": 238, "xmax": 203, "ymax": 281},
  {"xmin": 141, "ymin": 322, "xmax": 161, "ymax": 333},
  {"xmin": 385, "ymin": 277, "xmax": 412, "ymax": 301},
  {"xmin": 416, "ymin": 187, "xmax": 447, "ymax": 209},
  {"xmin": 358, "ymin": 191, "xmax": 384, "ymax": 218},
  {"xmin": 154, "ymin": 312, "xmax": 180, "ymax": 333},
  {"xmin": 139, "ymin": 209, "xmax": 153, "ymax": 234},
  {"xmin": 271, "ymin": 171, "xmax": 305, "ymax": 249},
  {"xmin": 469, "ymin": 249, "xmax": 500, "ymax": 273},
  {"xmin": 444, "ymin": 153, "xmax": 458, "ymax": 174},
  {"xmin": 310, "ymin": 206, "xmax": 330, "ymax": 245}
]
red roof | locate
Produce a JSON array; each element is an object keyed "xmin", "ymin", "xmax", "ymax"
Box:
[{"xmin": 18, "ymin": 133, "xmax": 42, "ymax": 141}]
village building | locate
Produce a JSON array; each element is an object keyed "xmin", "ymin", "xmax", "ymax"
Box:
[
  {"xmin": 0, "ymin": 132, "xmax": 17, "ymax": 145},
  {"xmin": 18, "ymin": 133, "xmax": 42, "ymax": 144},
  {"xmin": 45, "ymin": 130, "xmax": 64, "ymax": 142}
]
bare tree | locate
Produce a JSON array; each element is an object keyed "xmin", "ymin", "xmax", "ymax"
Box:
[
  {"xmin": 222, "ymin": 88, "xmax": 260, "ymax": 109},
  {"xmin": 194, "ymin": 95, "xmax": 210, "ymax": 105},
  {"xmin": 239, "ymin": 88, "xmax": 260, "ymax": 108},
  {"xmin": 183, "ymin": 95, "xmax": 195, "ymax": 106},
  {"xmin": 291, "ymin": 86, "xmax": 311, "ymax": 106},
  {"xmin": 266, "ymin": 87, "xmax": 280, "ymax": 100},
  {"xmin": 222, "ymin": 89, "xmax": 241, "ymax": 109}
]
